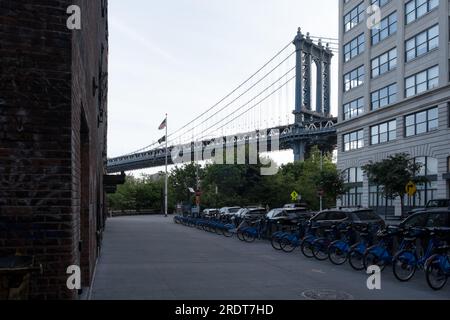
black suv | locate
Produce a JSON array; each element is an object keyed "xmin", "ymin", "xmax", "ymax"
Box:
[
  {"xmin": 406, "ymin": 199, "xmax": 450, "ymax": 216},
  {"xmin": 400, "ymin": 208, "xmax": 450, "ymax": 228},
  {"xmin": 310, "ymin": 207, "xmax": 385, "ymax": 228}
]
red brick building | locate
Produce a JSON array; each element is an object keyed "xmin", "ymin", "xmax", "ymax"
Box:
[{"xmin": 0, "ymin": 0, "xmax": 112, "ymax": 299}]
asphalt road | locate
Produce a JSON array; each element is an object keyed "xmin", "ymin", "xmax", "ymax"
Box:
[{"xmin": 90, "ymin": 215, "xmax": 450, "ymax": 300}]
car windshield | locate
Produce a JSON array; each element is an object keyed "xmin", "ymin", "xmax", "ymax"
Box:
[
  {"xmin": 267, "ymin": 208, "xmax": 283, "ymax": 218},
  {"xmin": 354, "ymin": 210, "xmax": 379, "ymax": 221},
  {"xmin": 228, "ymin": 207, "xmax": 240, "ymax": 213}
]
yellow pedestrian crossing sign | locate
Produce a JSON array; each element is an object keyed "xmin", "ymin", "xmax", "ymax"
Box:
[
  {"xmin": 291, "ymin": 190, "xmax": 299, "ymax": 201},
  {"xmin": 406, "ymin": 181, "xmax": 416, "ymax": 196}
]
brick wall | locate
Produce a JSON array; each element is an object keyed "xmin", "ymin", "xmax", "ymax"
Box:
[{"xmin": 0, "ymin": 0, "xmax": 108, "ymax": 299}]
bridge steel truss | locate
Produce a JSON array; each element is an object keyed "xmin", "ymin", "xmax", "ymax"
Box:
[{"xmin": 107, "ymin": 29, "xmax": 337, "ymax": 173}]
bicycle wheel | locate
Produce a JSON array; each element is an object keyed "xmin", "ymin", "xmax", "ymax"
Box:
[
  {"xmin": 348, "ymin": 248, "xmax": 365, "ymax": 271},
  {"xmin": 280, "ymin": 237, "xmax": 296, "ymax": 253},
  {"xmin": 328, "ymin": 242, "xmax": 348, "ymax": 265},
  {"xmin": 312, "ymin": 239, "xmax": 329, "ymax": 261},
  {"xmin": 271, "ymin": 236, "xmax": 282, "ymax": 250},
  {"xmin": 222, "ymin": 227, "xmax": 233, "ymax": 237},
  {"xmin": 243, "ymin": 231, "xmax": 256, "ymax": 243},
  {"xmin": 301, "ymin": 239, "xmax": 314, "ymax": 258},
  {"xmin": 392, "ymin": 250, "xmax": 417, "ymax": 282},
  {"xmin": 364, "ymin": 250, "xmax": 387, "ymax": 272},
  {"xmin": 425, "ymin": 255, "xmax": 448, "ymax": 290},
  {"xmin": 237, "ymin": 230, "xmax": 246, "ymax": 241}
]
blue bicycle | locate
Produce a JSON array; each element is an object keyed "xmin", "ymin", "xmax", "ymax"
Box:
[
  {"xmin": 425, "ymin": 244, "xmax": 450, "ymax": 290},
  {"xmin": 279, "ymin": 222, "xmax": 308, "ymax": 253},
  {"xmin": 237, "ymin": 218, "xmax": 269, "ymax": 242},
  {"xmin": 392, "ymin": 227, "xmax": 446, "ymax": 281},
  {"xmin": 300, "ymin": 223, "xmax": 324, "ymax": 258},
  {"xmin": 328, "ymin": 223, "xmax": 357, "ymax": 265},
  {"xmin": 348, "ymin": 223, "xmax": 379, "ymax": 270},
  {"xmin": 363, "ymin": 225, "xmax": 406, "ymax": 271}
]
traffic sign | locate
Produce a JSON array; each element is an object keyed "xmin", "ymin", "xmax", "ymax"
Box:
[
  {"xmin": 291, "ymin": 191, "xmax": 299, "ymax": 201},
  {"xmin": 317, "ymin": 189, "xmax": 324, "ymax": 197},
  {"xmin": 405, "ymin": 181, "xmax": 416, "ymax": 196}
]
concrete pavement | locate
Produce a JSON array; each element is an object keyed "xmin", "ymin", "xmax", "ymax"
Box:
[{"xmin": 90, "ymin": 215, "xmax": 450, "ymax": 300}]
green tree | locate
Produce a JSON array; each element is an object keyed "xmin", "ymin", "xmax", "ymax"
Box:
[{"xmin": 362, "ymin": 153, "xmax": 428, "ymax": 216}]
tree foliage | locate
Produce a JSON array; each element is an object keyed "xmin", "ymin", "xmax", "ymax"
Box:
[
  {"xmin": 362, "ymin": 153, "xmax": 428, "ymax": 215},
  {"xmin": 107, "ymin": 146, "xmax": 346, "ymax": 212}
]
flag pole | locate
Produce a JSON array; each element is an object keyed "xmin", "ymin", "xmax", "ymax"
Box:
[{"xmin": 164, "ymin": 113, "xmax": 168, "ymax": 217}]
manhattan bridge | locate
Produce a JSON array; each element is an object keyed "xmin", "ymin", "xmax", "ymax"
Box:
[{"xmin": 107, "ymin": 28, "xmax": 338, "ymax": 173}]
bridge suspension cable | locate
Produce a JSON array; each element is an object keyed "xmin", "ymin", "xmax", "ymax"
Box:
[
  {"xmin": 194, "ymin": 66, "xmax": 296, "ymax": 142},
  {"xmin": 165, "ymin": 40, "xmax": 295, "ymax": 141},
  {"xmin": 169, "ymin": 50, "xmax": 296, "ymax": 144}
]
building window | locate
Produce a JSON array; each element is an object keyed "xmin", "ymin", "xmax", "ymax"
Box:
[
  {"xmin": 344, "ymin": 65, "xmax": 365, "ymax": 92},
  {"xmin": 371, "ymin": 48, "xmax": 397, "ymax": 78},
  {"xmin": 343, "ymin": 129, "xmax": 364, "ymax": 151},
  {"xmin": 405, "ymin": 0, "xmax": 439, "ymax": 25},
  {"xmin": 344, "ymin": 2, "xmax": 365, "ymax": 32},
  {"xmin": 405, "ymin": 25, "xmax": 439, "ymax": 62},
  {"xmin": 405, "ymin": 65, "xmax": 439, "ymax": 98},
  {"xmin": 371, "ymin": 83, "xmax": 397, "ymax": 110},
  {"xmin": 405, "ymin": 107, "xmax": 438, "ymax": 137},
  {"xmin": 404, "ymin": 156, "xmax": 438, "ymax": 207},
  {"xmin": 371, "ymin": 0, "xmax": 390, "ymax": 7},
  {"xmin": 342, "ymin": 187, "xmax": 363, "ymax": 207},
  {"xmin": 343, "ymin": 97, "xmax": 364, "ymax": 120},
  {"xmin": 344, "ymin": 33, "xmax": 365, "ymax": 62},
  {"xmin": 369, "ymin": 185, "xmax": 394, "ymax": 207},
  {"xmin": 370, "ymin": 120, "xmax": 396, "ymax": 145},
  {"xmin": 343, "ymin": 167, "xmax": 364, "ymax": 183},
  {"xmin": 342, "ymin": 167, "xmax": 363, "ymax": 207},
  {"xmin": 447, "ymin": 156, "xmax": 450, "ymax": 173},
  {"xmin": 371, "ymin": 12, "xmax": 397, "ymax": 45}
]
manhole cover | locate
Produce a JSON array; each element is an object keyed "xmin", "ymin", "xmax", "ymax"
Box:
[{"xmin": 301, "ymin": 289, "xmax": 354, "ymax": 300}]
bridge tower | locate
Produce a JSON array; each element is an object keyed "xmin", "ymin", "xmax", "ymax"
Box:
[{"xmin": 292, "ymin": 28, "xmax": 333, "ymax": 161}]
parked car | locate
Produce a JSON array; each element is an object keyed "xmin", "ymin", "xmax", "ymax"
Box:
[
  {"xmin": 399, "ymin": 208, "xmax": 450, "ymax": 228},
  {"xmin": 240, "ymin": 207, "xmax": 267, "ymax": 220},
  {"xmin": 283, "ymin": 203, "xmax": 309, "ymax": 209},
  {"xmin": 267, "ymin": 207, "xmax": 314, "ymax": 221},
  {"xmin": 310, "ymin": 207, "xmax": 386, "ymax": 228},
  {"xmin": 406, "ymin": 199, "xmax": 450, "ymax": 216},
  {"xmin": 202, "ymin": 208, "xmax": 219, "ymax": 218},
  {"xmin": 218, "ymin": 207, "xmax": 241, "ymax": 217}
]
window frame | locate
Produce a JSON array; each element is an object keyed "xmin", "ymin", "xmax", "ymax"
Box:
[
  {"xmin": 371, "ymin": 48, "xmax": 397, "ymax": 78},
  {"xmin": 371, "ymin": 11, "xmax": 397, "ymax": 45},
  {"xmin": 405, "ymin": 0, "xmax": 439, "ymax": 25},
  {"xmin": 405, "ymin": 65, "xmax": 439, "ymax": 98},
  {"xmin": 404, "ymin": 107, "xmax": 439, "ymax": 137},
  {"xmin": 371, "ymin": 83, "xmax": 397, "ymax": 110},
  {"xmin": 405, "ymin": 24, "xmax": 439, "ymax": 62},
  {"xmin": 343, "ymin": 130, "xmax": 364, "ymax": 152},
  {"xmin": 343, "ymin": 97, "xmax": 364, "ymax": 120},
  {"xmin": 370, "ymin": 120, "xmax": 397, "ymax": 145},
  {"xmin": 344, "ymin": 2, "xmax": 365, "ymax": 33},
  {"xmin": 344, "ymin": 65, "xmax": 365, "ymax": 92}
]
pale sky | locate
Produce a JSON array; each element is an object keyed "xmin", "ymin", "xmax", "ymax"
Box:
[{"xmin": 107, "ymin": 0, "xmax": 339, "ymax": 173}]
